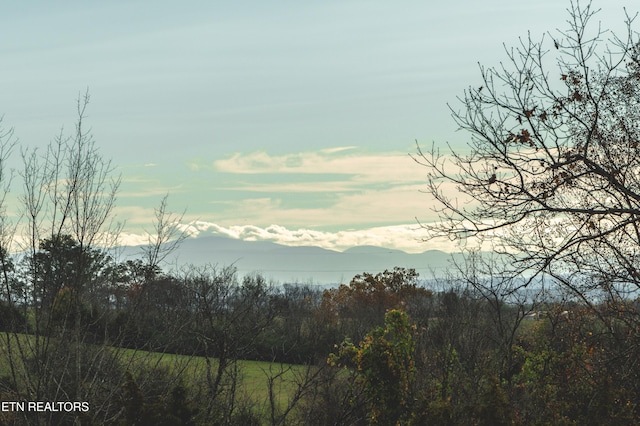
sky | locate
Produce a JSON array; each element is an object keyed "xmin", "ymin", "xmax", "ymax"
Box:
[{"xmin": 0, "ymin": 0, "xmax": 635, "ymax": 253}]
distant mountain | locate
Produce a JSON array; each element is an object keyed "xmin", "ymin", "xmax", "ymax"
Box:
[{"xmin": 117, "ymin": 236, "xmax": 464, "ymax": 285}]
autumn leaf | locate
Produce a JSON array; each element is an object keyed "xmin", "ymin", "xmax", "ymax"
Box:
[{"xmin": 517, "ymin": 129, "xmax": 532, "ymax": 144}]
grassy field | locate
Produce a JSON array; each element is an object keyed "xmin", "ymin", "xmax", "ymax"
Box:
[
  {"xmin": 118, "ymin": 347, "xmax": 314, "ymax": 411},
  {"xmin": 0, "ymin": 332, "xmax": 313, "ymax": 418}
]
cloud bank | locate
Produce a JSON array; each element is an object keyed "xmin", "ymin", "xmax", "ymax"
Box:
[
  {"xmin": 168, "ymin": 221, "xmax": 462, "ymax": 254},
  {"xmin": 113, "ymin": 147, "xmax": 476, "ymax": 253}
]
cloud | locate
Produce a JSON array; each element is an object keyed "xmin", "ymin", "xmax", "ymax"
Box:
[
  {"xmin": 319, "ymin": 146, "xmax": 358, "ymax": 154},
  {"xmin": 203, "ymin": 147, "xmax": 448, "ymax": 226},
  {"xmin": 213, "ymin": 147, "xmax": 422, "ymax": 185},
  {"xmin": 173, "ymin": 220, "xmax": 446, "ymax": 253},
  {"xmin": 202, "ymin": 178, "xmax": 459, "ymax": 230},
  {"xmin": 115, "ymin": 232, "xmax": 152, "ymax": 247},
  {"xmin": 221, "ymin": 181, "xmax": 356, "ymax": 193},
  {"xmin": 109, "ymin": 147, "xmax": 478, "ymax": 253}
]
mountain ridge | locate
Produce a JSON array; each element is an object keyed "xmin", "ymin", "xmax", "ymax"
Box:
[{"xmin": 117, "ymin": 235, "xmax": 462, "ymax": 285}]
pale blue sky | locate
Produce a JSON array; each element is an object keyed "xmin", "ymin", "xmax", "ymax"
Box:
[{"xmin": 0, "ymin": 1, "xmax": 633, "ymax": 252}]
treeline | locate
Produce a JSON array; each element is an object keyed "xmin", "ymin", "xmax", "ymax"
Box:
[
  {"xmin": 2, "ymin": 253, "xmax": 428, "ymax": 365},
  {"xmin": 3, "ymin": 237, "xmax": 640, "ymax": 424}
]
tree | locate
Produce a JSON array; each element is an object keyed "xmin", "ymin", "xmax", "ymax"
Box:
[
  {"xmin": 141, "ymin": 193, "xmax": 188, "ymax": 281},
  {"xmin": 179, "ymin": 266, "xmax": 280, "ymax": 423},
  {"xmin": 0, "ymin": 93, "xmax": 128, "ymax": 425},
  {"xmin": 414, "ymin": 2, "xmax": 640, "ymax": 422},
  {"xmin": 29, "ymin": 234, "xmax": 110, "ymax": 331},
  {"xmin": 0, "ymin": 93, "xmax": 200, "ymax": 425},
  {"xmin": 320, "ymin": 267, "xmax": 431, "ymax": 341},
  {"xmin": 329, "ymin": 309, "xmax": 416, "ymax": 425},
  {"xmin": 415, "ymin": 1, "xmax": 640, "ymax": 302}
]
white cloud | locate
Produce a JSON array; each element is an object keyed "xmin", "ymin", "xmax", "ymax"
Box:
[
  {"xmin": 106, "ymin": 148, "xmax": 479, "ymax": 253},
  {"xmin": 171, "ymin": 220, "xmax": 464, "ymax": 253},
  {"xmin": 204, "ymin": 180, "xmax": 458, "ymax": 229},
  {"xmin": 116, "ymin": 232, "xmax": 152, "ymax": 247},
  {"xmin": 320, "ymin": 146, "xmax": 358, "ymax": 154},
  {"xmin": 214, "ymin": 148, "xmax": 423, "ymax": 185},
  {"xmin": 201, "ymin": 147, "xmax": 453, "ymax": 228}
]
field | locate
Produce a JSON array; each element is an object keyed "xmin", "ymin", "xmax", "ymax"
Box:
[
  {"xmin": 120, "ymin": 347, "xmax": 314, "ymax": 411},
  {"xmin": 0, "ymin": 332, "xmax": 312, "ymax": 417}
]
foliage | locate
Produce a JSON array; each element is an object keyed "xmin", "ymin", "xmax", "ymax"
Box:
[
  {"xmin": 320, "ymin": 267, "xmax": 432, "ymax": 343},
  {"xmin": 0, "ymin": 300, "xmax": 26, "ymax": 332},
  {"xmin": 330, "ymin": 309, "xmax": 416, "ymax": 425},
  {"xmin": 117, "ymin": 370, "xmax": 197, "ymax": 426}
]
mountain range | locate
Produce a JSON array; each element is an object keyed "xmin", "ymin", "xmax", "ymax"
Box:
[{"xmin": 118, "ymin": 236, "xmax": 463, "ymax": 285}]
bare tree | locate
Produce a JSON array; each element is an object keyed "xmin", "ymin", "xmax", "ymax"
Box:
[
  {"xmin": 415, "ymin": 1, "xmax": 640, "ymax": 301},
  {"xmin": 413, "ymin": 3, "xmax": 640, "ymax": 416},
  {"xmin": 141, "ymin": 193, "xmax": 188, "ymax": 279},
  {"xmin": 0, "ymin": 93, "xmax": 129, "ymax": 425}
]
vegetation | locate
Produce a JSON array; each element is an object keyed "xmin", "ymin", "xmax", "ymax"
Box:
[
  {"xmin": 329, "ymin": 309, "xmax": 416, "ymax": 425},
  {"xmin": 0, "ymin": 1, "xmax": 639, "ymax": 424}
]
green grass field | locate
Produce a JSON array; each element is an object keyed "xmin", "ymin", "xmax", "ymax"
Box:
[
  {"xmin": 119, "ymin": 347, "xmax": 314, "ymax": 411},
  {"xmin": 0, "ymin": 332, "xmax": 313, "ymax": 419}
]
